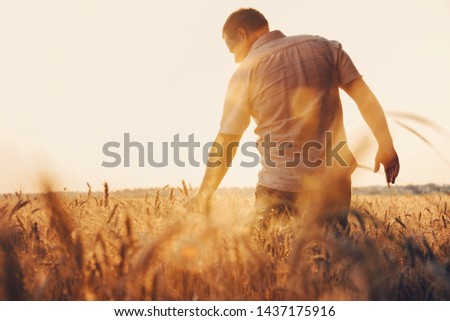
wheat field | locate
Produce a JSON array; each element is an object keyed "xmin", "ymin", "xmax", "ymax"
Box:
[{"xmin": 0, "ymin": 182, "xmax": 449, "ymax": 301}]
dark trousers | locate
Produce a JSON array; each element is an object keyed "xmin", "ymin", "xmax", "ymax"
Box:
[{"xmin": 254, "ymin": 174, "xmax": 351, "ymax": 231}]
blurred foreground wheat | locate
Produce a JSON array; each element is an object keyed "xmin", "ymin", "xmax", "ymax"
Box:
[{"xmin": 0, "ymin": 182, "xmax": 449, "ymax": 300}]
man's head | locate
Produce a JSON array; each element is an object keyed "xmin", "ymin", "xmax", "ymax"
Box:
[{"xmin": 222, "ymin": 8, "xmax": 269, "ymax": 63}]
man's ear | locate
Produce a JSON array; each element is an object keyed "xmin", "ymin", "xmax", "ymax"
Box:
[{"xmin": 236, "ymin": 27, "xmax": 247, "ymax": 40}]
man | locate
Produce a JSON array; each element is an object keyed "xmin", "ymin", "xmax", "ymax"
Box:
[{"xmin": 192, "ymin": 8, "xmax": 399, "ymax": 230}]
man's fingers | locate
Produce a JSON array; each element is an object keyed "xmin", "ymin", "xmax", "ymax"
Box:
[
  {"xmin": 384, "ymin": 166, "xmax": 391, "ymax": 184},
  {"xmin": 186, "ymin": 194, "xmax": 213, "ymax": 214},
  {"xmin": 389, "ymin": 168, "xmax": 395, "ymax": 184},
  {"xmin": 391, "ymin": 163, "xmax": 400, "ymax": 184},
  {"xmin": 385, "ymin": 162, "xmax": 400, "ymax": 185},
  {"xmin": 186, "ymin": 199, "xmax": 195, "ymax": 211},
  {"xmin": 385, "ymin": 165, "xmax": 393, "ymax": 184}
]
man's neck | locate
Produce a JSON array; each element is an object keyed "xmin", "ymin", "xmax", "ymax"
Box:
[{"xmin": 253, "ymin": 27, "xmax": 270, "ymax": 41}]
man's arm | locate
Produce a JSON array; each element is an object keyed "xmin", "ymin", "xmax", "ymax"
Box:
[
  {"xmin": 341, "ymin": 77, "xmax": 400, "ymax": 185},
  {"xmin": 191, "ymin": 133, "xmax": 241, "ymax": 209}
]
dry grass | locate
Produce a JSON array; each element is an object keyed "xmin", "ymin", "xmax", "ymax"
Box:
[{"xmin": 0, "ymin": 184, "xmax": 449, "ymax": 300}]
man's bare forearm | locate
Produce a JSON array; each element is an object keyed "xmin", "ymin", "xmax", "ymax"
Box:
[
  {"xmin": 197, "ymin": 133, "xmax": 241, "ymax": 196},
  {"xmin": 197, "ymin": 162, "xmax": 229, "ymax": 196},
  {"xmin": 342, "ymin": 77, "xmax": 394, "ymax": 149}
]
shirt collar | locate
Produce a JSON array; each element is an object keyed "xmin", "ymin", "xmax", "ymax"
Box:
[{"xmin": 250, "ymin": 30, "xmax": 286, "ymax": 52}]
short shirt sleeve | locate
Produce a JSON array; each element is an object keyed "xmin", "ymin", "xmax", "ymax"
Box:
[
  {"xmin": 218, "ymin": 67, "xmax": 251, "ymax": 136},
  {"xmin": 331, "ymin": 41, "xmax": 362, "ymax": 86}
]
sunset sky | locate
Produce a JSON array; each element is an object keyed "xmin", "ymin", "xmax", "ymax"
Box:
[{"xmin": 1, "ymin": 0, "xmax": 449, "ymax": 193}]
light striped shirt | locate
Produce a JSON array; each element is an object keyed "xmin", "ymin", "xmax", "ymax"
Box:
[{"xmin": 219, "ymin": 30, "xmax": 361, "ymax": 192}]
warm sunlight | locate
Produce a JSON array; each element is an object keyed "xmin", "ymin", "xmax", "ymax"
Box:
[
  {"xmin": 0, "ymin": 2, "xmax": 449, "ymax": 316},
  {"xmin": 0, "ymin": 0, "xmax": 449, "ymax": 193}
]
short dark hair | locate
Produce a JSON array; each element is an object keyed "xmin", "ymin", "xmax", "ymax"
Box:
[{"xmin": 222, "ymin": 8, "xmax": 268, "ymax": 39}]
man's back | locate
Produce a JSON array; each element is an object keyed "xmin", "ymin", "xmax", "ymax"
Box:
[{"xmin": 220, "ymin": 31, "xmax": 361, "ymax": 192}]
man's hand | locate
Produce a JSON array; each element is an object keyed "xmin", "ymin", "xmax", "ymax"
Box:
[
  {"xmin": 191, "ymin": 133, "xmax": 241, "ymax": 214},
  {"xmin": 187, "ymin": 191, "xmax": 213, "ymax": 214},
  {"xmin": 374, "ymin": 145, "xmax": 400, "ymax": 186}
]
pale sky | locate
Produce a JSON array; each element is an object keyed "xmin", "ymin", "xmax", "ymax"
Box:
[{"xmin": 1, "ymin": 0, "xmax": 449, "ymax": 193}]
